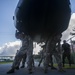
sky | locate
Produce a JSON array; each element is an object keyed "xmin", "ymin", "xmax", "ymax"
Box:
[{"xmin": 0, "ymin": 0, "xmax": 75, "ymax": 56}]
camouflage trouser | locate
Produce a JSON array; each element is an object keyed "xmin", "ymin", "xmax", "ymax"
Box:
[
  {"xmin": 21, "ymin": 53, "xmax": 27, "ymax": 66},
  {"xmin": 12, "ymin": 51, "xmax": 26, "ymax": 69},
  {"xmin": 62, "ymin": 52, "xmax": 71, "ymax": 67},
  {"xmin": 27, "ymin": 48, "xmax": 33, "ymax": 70},
  {"xmin": 52, "ymin": 50, "xmax": 62, "ymax": 70},
  {"xmin": 12, "ymin": 49, "xmax": 33, "ymax": 70},
  {"xmin": 43, "ymin": 36, "xmax": 62, "ymax": 70}
]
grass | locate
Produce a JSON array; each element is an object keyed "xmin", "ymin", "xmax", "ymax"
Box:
[
  {"xmin": 0, "ymin": 61, "xmax": 75, "ymax": 69},
  {"xmin": 54, "ymin": 64, "xmax": 75, "ymax": 69},
  {"xmin": 0, "ymin": 61, "xmax": 13, "ymax": 64},
  {"xmin": 63, "ymin": 64, "xmax": 75, "ymax": 69}
]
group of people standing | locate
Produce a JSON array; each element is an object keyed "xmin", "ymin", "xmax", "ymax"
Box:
[
  {"xmin": 38, "ymin": 35, "xmax": 71, "ymax": 73},
  {"xmin": 7, "ymin": 31, "xmax": 71, "ymax": 74}
]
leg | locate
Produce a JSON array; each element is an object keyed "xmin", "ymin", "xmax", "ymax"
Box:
[
  {"xmin": 32, "ymin": 57, "xmax": 35, "ymax": 67},
  {"xmin": 43, "ymin": 37, "xmax": 53, "ymax": 73},
  {"xmin": 50, "ymin": 54, "xmax": 57, "ymax": 69},
  {"xmin": 7, "ymin": 51, "xmax": 24, "ymax": 74},
  {"xmin": 62, "ymin": 53, "xmax": 66, "ymax": 67},
  {"xmin": 43, "ymin": 53, "xmax": 50, "ymax": 73},
  {"xmin": 67, "ymin": 53, "xmax": 71, "ymax": 67},
  {"xmin": 38, "ymin": 57, "xmax": 43, "ymax": 67},
  {"xmin": 43, "ymin": 34, "xmax": 62, "ymax": 73},
  {"xmin": 53, "ymin": 51, "xmax": 65, "ymax": 72},
  {"xmin": 27, "ymin": 51, "xmax": 33, "ymax": 74},
  {"xmin": 21, "ymin": 53, "xmax": 27, "ymax": 68},
  {"xmin": 27, "ymin": 40, "xmax": 33, "ymax": 74},
  {"xmin": 50, "ymin": 54, "xmax": 53, "ymax": 68}
]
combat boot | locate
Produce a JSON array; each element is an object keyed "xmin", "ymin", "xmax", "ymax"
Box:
[
  {"xmin": 20, "ymin": 65, "xmax": 25, "ymax": 68},
  {"xmin": 58, "ymin": 68, "xmax": 66, "ymax": 72},
  {"xmin": 51, "ymin": 66, "xmax": 57, "ymax": 70},
  {"xmin": 28, "ymin": 69, "xmax": 33, "ymax": 74},
  {"xmin": 44, "ymin": 69, "xmax": 48, "ymax": 73},
  {"xmin": 15, "ymin": 66, "xmax": 19, "ymax": 70},
  {"xmin": 7, "ymin": 68, "xmax": 15, "ymax": 74}
]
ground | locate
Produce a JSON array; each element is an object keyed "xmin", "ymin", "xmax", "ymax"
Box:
[{"xmin": 0, "ymin": 62, "xmax": 75, "ymax": 75}]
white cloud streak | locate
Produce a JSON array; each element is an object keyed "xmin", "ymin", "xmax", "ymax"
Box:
[
  {"xmin": 61, "ymin": 13, "xmax": 75, "ymax": 42},
  {"xmin": 0, "ymin": 41, "xmax": 21, "ymax": 56},
  {"xmin": 0, "ymin": 41, "xmax": 41, "ymax": 56}
]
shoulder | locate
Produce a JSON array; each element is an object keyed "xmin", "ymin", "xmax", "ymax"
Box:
[{"xmin": 66, "ymin": 43, "xmax": 70, "ymax": 45}]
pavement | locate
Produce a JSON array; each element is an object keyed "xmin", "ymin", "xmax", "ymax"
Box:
[{"xmin": 0, "ymin": 62, "xmax": 75, "ymax": 75}]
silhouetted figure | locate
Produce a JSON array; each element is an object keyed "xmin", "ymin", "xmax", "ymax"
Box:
[{"xmin": 62, "ymin": 40, "xmax": 71, "ymax": 67}]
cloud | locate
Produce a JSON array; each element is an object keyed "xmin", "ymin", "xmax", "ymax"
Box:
[
  {"xmin": 0, "ymin": 41, "xmax": 21, "ymax": 56},
  {"xmin": 61, "ymin": 13, "xmax": 75, "ymax": 42},
  {"xmin": 33, "ymin": 43, "xmax": 42, "ymax": 55},
  {"xmin": 0, "ymin": 41, "xmax": 41, "ymax": 56}
]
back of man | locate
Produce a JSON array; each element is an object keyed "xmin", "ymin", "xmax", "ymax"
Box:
[
  {"xmin": 62, "ymin": 40, "xmax": 71, "ymax": 67},
  {"xmin": 62, "ymin": 42, "xmax": 70, "ymax": 54}
]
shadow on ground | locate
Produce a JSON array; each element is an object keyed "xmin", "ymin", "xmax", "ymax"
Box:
[{"xmin": 0, "ymin": 63, "xmax": 75, "ymax": 75}]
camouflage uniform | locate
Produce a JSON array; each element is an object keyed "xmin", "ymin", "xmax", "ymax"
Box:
[
  {"xmin": 21, "ymin": 53, "xmax": 27, "ymax": 68},
  {"xmin": 38, "ymin": 45, "xmax": 57, "ymax": 68},
  {"xmin": 11, "ymin": 35, "xmax": 33, "ymax": 70},
  {"xmin": 44, "ymin": 34, "xmax": 63, "ymax": 72}
]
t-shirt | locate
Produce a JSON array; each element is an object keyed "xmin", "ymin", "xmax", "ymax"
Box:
[{"xmin": 62, "ymin": 43, "xmax": 70, "ymax": 53}]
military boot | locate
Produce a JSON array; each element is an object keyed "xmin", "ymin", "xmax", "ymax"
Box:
[
  {"xmin": 51, "ymin": 66, "xmax": 57, "ymax": 70},
  {"xmin": 44, "ymin": 69, "xmax": 48, "ymax": 73},
  {"xmin": 28, "ymin": 69, "xmax": 33, "ymax": 74},
  {"xmin": 7, "ymin": 68, "xmax": 15, "ymax": 74},
  {"xmin": 20, "ymin": 65, "xmax": 25, "ymax": 68},
  {"xmin": 15, "ymin": 66, "xmax": 19, "ymax": 70},
  {"xmin": 58, "ymin": 68, "xmax": 66, "ymax": 72}
]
